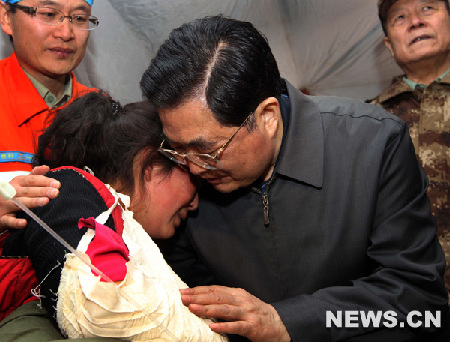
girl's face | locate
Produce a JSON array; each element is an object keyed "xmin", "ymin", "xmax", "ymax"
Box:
[{"xmin": 130, "ymin": 161, "xmax": 199, "ymax": 239}]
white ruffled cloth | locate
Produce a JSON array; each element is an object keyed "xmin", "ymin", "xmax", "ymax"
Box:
[{"xmin": 56, "ymin": 187, "xmax": 228, "ymax": 341}]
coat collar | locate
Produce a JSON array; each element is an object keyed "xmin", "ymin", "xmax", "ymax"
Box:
[
  {"xmin": 376, "ymin": 75, "xmax": 411, "ymax": 103},
  {"xmin": 275, "ymin": 80, "xmax": 324, "ymax": 189},
  {"xmin": 377, "ymin": 71, "xmax": 450, "ymax": 104},
  {"xmin": 7, "ymin": 53, "xmax": 78, "ymax": 126}
]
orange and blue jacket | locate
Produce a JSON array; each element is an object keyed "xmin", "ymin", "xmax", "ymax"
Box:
[{"xmin": 0, "ymin": 52, "xmax": 93, "ymax": 174}]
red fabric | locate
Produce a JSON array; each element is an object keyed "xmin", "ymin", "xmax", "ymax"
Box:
[
  {"xmin": 0, "ymin": 53, "xmax": 94, "ymax": 173},
  {"xmin": 79, "ymin": 217, "xmax": 130, "ymax": 282},
  {"xmin": 0, "ymin": 232, "xmax": 38, "ymax": 321}
]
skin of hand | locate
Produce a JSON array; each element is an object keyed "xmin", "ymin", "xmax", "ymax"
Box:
[
  {"xmin": 179, "ymin": 285, "xmax": 291, "ymax": 342},
  {"xmin": 0, "ymin": 166, "xmax": 60, "ymax": 230}
]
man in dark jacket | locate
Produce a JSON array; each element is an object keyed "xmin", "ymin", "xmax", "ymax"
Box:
[{"xmin": 141, "ymin": 15, "xmax": 449, "ymax": 342}]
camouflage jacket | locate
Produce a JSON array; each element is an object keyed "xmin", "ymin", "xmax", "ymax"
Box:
[{"xmin": 369, "ymin": 74, "xmax": 449, "ymax": 233}]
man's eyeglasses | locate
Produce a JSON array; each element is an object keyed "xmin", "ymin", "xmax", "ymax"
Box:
[
  {"xmin": 8, "ymin": 3, "xmax": 99, "ymax": 31},
  {"xmin": 158, "ymin": 113, "xmax": 253, "ymax": 170}
]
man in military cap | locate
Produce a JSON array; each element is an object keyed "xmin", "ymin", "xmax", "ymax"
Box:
[{"xmin": 370, "ymin": 0, "xmax": 450, "ymax": 298}]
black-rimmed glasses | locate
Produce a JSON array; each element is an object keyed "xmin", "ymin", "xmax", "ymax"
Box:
[
  {"xmin": 158, "ymin": 113, "xmax": 253, "ymax": 170},
  {"xmin": 8, "ymin": 3, "xmax": 99, "ymax": 30}
]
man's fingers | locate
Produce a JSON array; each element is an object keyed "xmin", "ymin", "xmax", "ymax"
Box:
[
  {"xmin": 209, "ymin": 320, "xmax": 252, "ymax": 336},
  {"xmin": 0, "ymin": 168, "xmax": 59, "ymax": 231},
  {"xmin": 10, "ymin": 173, "xmax": 60, "ymax": 199},
  {"xmin": 188, "ymin": 303, "xmax": 239, "ymax": 321},
  {"xmin": 181, "ymin": 286, "xmax": 245, "ymax": 309},
  {"xmin": 0, "ymin": 197, "xmax": 49, "ymax": 229},
  {"xmin": 180, "ymin": 286, "xmax": 211, "ymax": 295},
  {"xmin": 0, "ymin": 213, "xmax": 27, "ymax": 230},
  {"xmin": 15, "ymin": 186, "xmax": 59, "ymax": 199},
  {"xmin": 181, "ymin": 285, "xmax": 291, "ymax": 341},
  {"xmin": 10, "ymin": 169, "xmax": 61, "ymax": 195},
  {"xmin": 16, "ymin": 196, "xmax": 50, "ymax": 208},
  {"xmin": 13, "ymin": 175, "xmax": 60, "ymax": 191},
  {"xmin": 28, "ymin": 165, "xmax": 50, "ymax": 176},
  {"xmin": 0, "ymin": 194, "xmax": 51, "ymax": 220}
]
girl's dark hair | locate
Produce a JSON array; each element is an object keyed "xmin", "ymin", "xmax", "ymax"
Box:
[{"xmin": 34, "ymin": 90, "xmax": 174, "ymax": 194}]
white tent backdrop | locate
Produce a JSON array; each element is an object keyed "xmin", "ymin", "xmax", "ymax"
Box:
[{"xmin": 0, "ymin": 0, "xmax": 403, "ymax": 104}]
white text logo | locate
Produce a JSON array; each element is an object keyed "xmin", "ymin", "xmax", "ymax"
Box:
[{"xmin": 325, "ymin": 310, "xmax": 441, "ymax": 329}]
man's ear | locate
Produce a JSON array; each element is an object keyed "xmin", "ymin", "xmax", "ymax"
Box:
[
  {"xmin": 0, "ymin": 1, "xmax": 13, "ymax": 36},
  {"xmin": 254, "ymin": 97, "xmax": 281, "ymax": 138},
  {"xmin": 384, "ymin": 36, "xmax": 394, "ymax": 58}
]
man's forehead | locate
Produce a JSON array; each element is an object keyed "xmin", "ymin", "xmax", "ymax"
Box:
[
  {"xmin": 384, "ymin": 0, "xmax": 446, "ymax": 12},
  {"xmin": 161, "ymin": 120, "xmax": 222, "ymax": 150},
  {"xmin": 159, "ymin": 105, "xmax": 229, "ymax": 150},
  {"xmin": 164, "ymin": 134, "xmax": 217, "ymax": 150},
  {"xmin": 159, "ymin": 100, "xmax": 216, "ymax": 128},
  {"xmin": 381, "ymin": 0, "xmax": 447, "ymax": 21}
]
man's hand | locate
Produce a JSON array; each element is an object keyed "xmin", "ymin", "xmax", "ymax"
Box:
[
  {"xmin": 180, "ymin": 285, "xmax": 291, "ymax": 342},
  {"xmin": 0, "ymin": 166, "xmax": 60, "ymax": 229}
]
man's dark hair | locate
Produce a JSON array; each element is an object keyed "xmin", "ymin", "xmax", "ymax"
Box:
[
  {"xmin": 140, "ymin": 15, "xmax": 282, "ymax": 127},
  {"xmin": 34, "ymin": 91, "xmax": 174, "ymax": 195},
  {"xmin": 379, "ymin": 0, "xmax": 450, "ymax": 36}
]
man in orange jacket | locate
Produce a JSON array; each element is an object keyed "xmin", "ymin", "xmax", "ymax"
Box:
[
  {"xmin": 0, "ymin": 0, "xmax": 98, "ymax": 329},
  {"xmin": 0, "ymin": 0, "xmax": 98, "ymax": 182}
]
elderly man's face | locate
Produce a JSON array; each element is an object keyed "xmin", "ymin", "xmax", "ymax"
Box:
[
  {"xmin": 158, "ymin": 98, "xmax": 280, "ymax": 193},
  {"xmin": 384, "ymin": 0, "xmax": 450, "ymax": 66}
]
